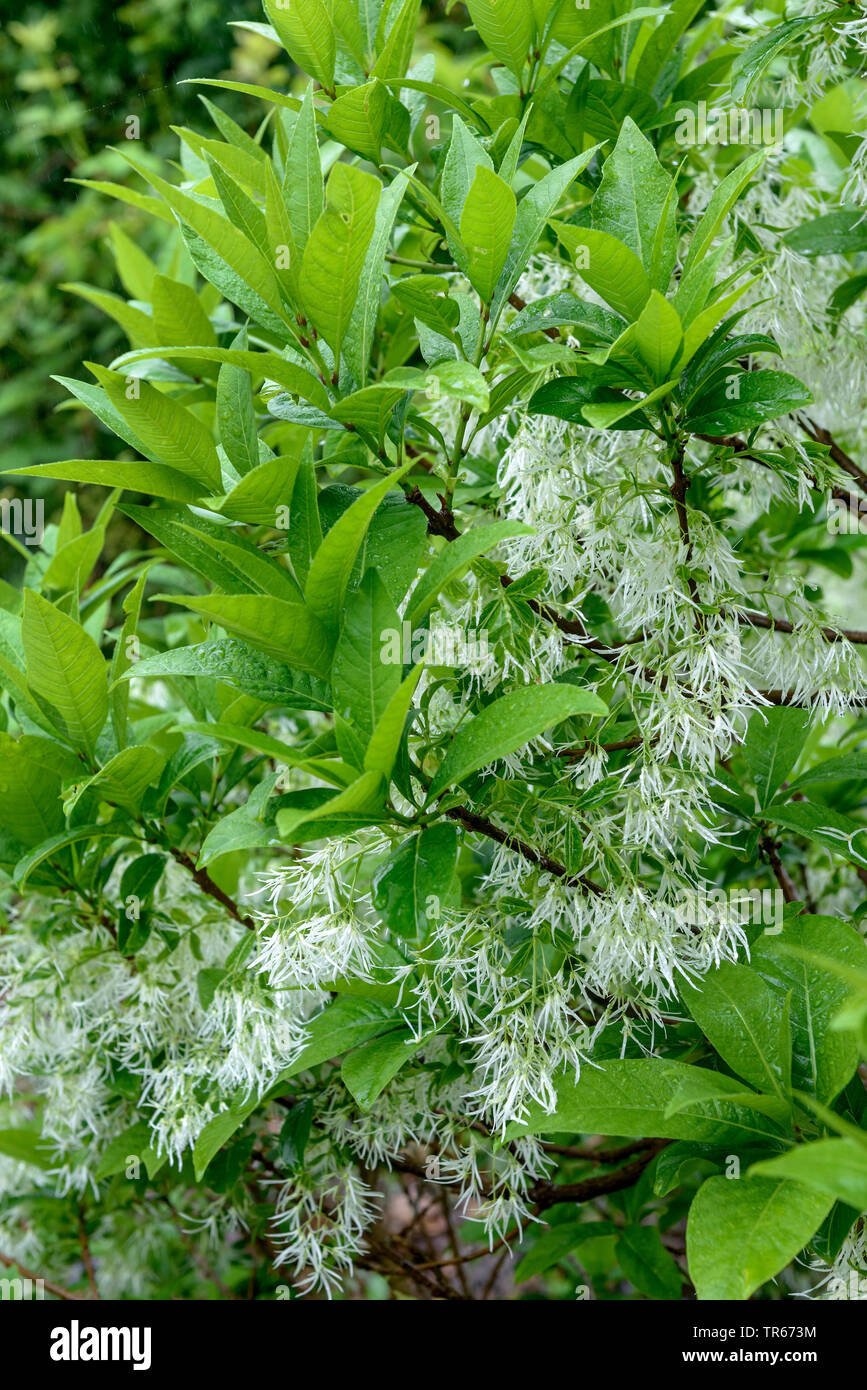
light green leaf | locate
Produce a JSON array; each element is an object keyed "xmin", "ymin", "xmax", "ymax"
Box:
[
  {"xmin": 304, "ymin": 460, "xmax": 413, "ymax": 635},
  {"xmin": 429, "ymin": 681, "xmax": 607, "ymax": 797},
  {"xmin": 551, "ymin": 222, "xmax": 651, "ymax": 323},
  {"xmin": 371, "ymin": 0, "xmax": 420, "ymax": 80},
  {"xmin": 405, "ymin": 520, "xmax": 533, "ymax": 627},
  {"xmin": 752, "ymin": 917, "xmax": 867, "ymax": 1103},
  {"xmin": 742, "ymin": 705, "xmax": 811, "ymax": 808},
  {"xmin": 263, "ymin": 0, "xmax": 336, "ymax": 90},
  {"xmin": 460, "ymin": 166, "xmax": 516, "ymax": 302},
  {"xmin": 750, "ymin": 1140, "xmax": 867, "ymax": 1213},
  {"xmin": 332, "ymin": 569, "xmax": 401, "ymax": 751},
  {"xmin": 681, "ymin": 961, "xmax": 792, "ymax": 1101},
  {"xmin": 492, "ymin": 146, "xmax": 600, "ymax": 321},
  {"xmin": 686, "ymin": 1175, "xmax": 832, "ymax": 1300},
  {"xmin": 301, "ymin": 162, "xmax": 380, "ymax": 369},
  {"xmin": 94, "ymin": 367, "xmax": 221, "ymax": 492},
  {"xmin": 682, "ymin": 151, "xmax": 766, "ymax": 281},
  {"xmin": 592, "ymin": 117, "xmax": 675, "ymax": 276},
  {"xmin": 341, "ymin": 1027, "xmax": 431, "ymax": 1108},
  {"xmin": 504, "ymin": 1057, "xmax": 786, "ymax": 1145},
  {"xmin": 162, "ymin": 594, "xmax": 333, "ymax": 679},
  {"xmin": 66, "ymin": 747, "xmax": 166, "ymax": 815},
  {"xmin": 22, "ymin": 590, "xmax": 108, "ymax": 759},
  {"xmin": 465, "ymin": 0, "xmax": 534, "ymax": 79},
  {"xmin": 364, "ymin": 663, "xmax": 423, "ymax": 778}
]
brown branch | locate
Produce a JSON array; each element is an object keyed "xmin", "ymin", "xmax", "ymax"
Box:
[
  {"xmin": 529, "ymin": 1139, "xmax": 670, "ymax": 1210},
  {"xmin": 169, "ymin": 846, "xmax": 255, "ymax": 931},
  {"xmin": 737, "ymin": 609, "xmax": 867, "ymax": 646},
  {"xmin": 0, "ymin": 1250, "xmax": 84, "ymax": 1302},
  {"xmin": 698, "ymin": 432, "xmax": 859, "ymax": 509},
  {"xmin": 799, "ymin": 416, "xmax": 867, "ymax": 494},
  {"xmin": 508, "ymin": 290, "xmax": 561, "ymax": 340},
  {"xmin": 76, "ymin": 1207, "xmax": 99, "ymax": 1299},
  {"xmin": 759, "ymin": 835, "xmax": 801, "ymax": 905},
  {"xmin": 446, "ymin": 805, "xmax": 604, "ymax": 895},
  {"xmin": 539, "ymin": 1137, "xmax": 658, "ymax": 1163}
]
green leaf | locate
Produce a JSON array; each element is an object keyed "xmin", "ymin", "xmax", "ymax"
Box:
[
  {"xmin": 492, "ymin": 147, "xmax": 600, "ymax": 321},
  {"xmin": 752, "ymin": 917, "xmax": 867, "ymax": 1103},
  {"xmin": 332, "ymin": 569, "xmax": 401, "ymax": 753},
  {"xmin": 770, "ymin": 802, "xmax": 867, "ymax": 867},
  {"xmin": 663, "ymin": 1074, "xmax": 790, "ymax": 1126},
  {"xmin": 193, "ymin": 1107, "xmax": 251, "ymax": 1183},
  {"xmin": 304, "ymin": 460, "xmax": 413, "ymax": 636},
  {"xmin": 504, "ymin": 1058, "xmax": 786, "ymax": 1145},
  {"xmin": 118, "ymin": 151, "xmax": 288, "ymax": 329},
  {"xmin": 784, "ymin": 209, "xmax": 867, "ymax": 258},
  {"xmin": 685, "ymin": 369, "xmax": 812, "ymax": 435},
  {"xmin": 301, "ymin": 162, "xmax": 380, "ymax": 369},
  {"xmin": 263, "ymin": 0, "xmax": 336, "ymax": 90},
  {"xmin": 591, "ymin": 117, "xmax": 675, "ymax": 279},
  {"xmin": 686, "ymin": 1175, "xmax": 832, "ymax": 1300},
  {"xmin": 465, "ymin": 0, "xmax": 534, "ymax": 80},
  {"xmin": 551, "ymin": 222, "xmax": 651, "ymax": 323},
  {"xmin": 22, "ymin": 590, "xmax": 108, "ymax": 758},
  {"xmin": 680, "ymin": 961, "xmax": 791, "ymax": 1101},
  {"xmin": 151, "ymin": 272, "xmax": 217, "ymax": 348},
  {"xmin": 527, "ymin": 368, "xmax": 652, "ymax": 433},
  {"xmin": 373, "ymin": 823, "xmax": 459, "ymax": 939},
  {"xmin": 115, "ymin": 346, "xmax": 330, "ymax": 409},
  {"xmin": 283, "ymin": 84, "xmax": 323, "ymax": 253},
  {"xmin": 789, "ymin": 752, "xmax": 867, "ymax": 791},
  {"xmin": 42, "ymin": 526, "xmax": 104, "ymax": 594},
  {"xmin": 275, "ymin": 769, "xmax": 384, "ymax": 840},
  {"xmin": 326, "ymin": 79, "xmax": 408, "ymax": 163},
  {"xmin": 731, "ymin": 14, "xmax": 832, "ymax": 104},
  {"xmin": 681, "ymin": 151, "xmax": 766, "ymax": 281},
  {"xmin": 514, "ymin": 1223, "xmax": 613, "ymax": 1283},
  {"xmin": 66, "ymin": 747, "xmax": 166, "ymax": 815},
  {"xmin": 441, "ymin": 115, "xmax": 493, "ymax": 231},
  {"xmin": 0, "ymin": 1129, "xmax": 52, "ymax": 1169},
  {"xmin": 93, "ymin": 368, "xmax": 221, "ymax": 492},
  {"xmin": 217, "ymin": 331, "xmax": 259, "ymax": 476},
  {"xmin": 162, "ymin": 594, "xmax": 333, "ymax": 679},
  {"xmin": 364, "ymin": 663, "xmax": 423, "ymax": 778},
  {"xmin": 617, "ymin": 1226, "xmax": 683, "ymax": 1300},
  {"xmin": 429, "ymin": 681, "xmax": 607, "ymax": 797},
  {"xmin": 630, "ymin": 291, "xmax": 683, "ymax": 382},
  {"xmin": 742, "ymin": 705, "xmax": 811, "ymax": 808},
  {"xmin": 14, "ymin": 824, "xmax": 132, "ymax": 889},
  {"xmin": 405, "ymin": 521, "xmax": 533, "ymax": 628},
  {"xmin": 371, "ymin": 0, "xmax": 421, "ymax": 80},
  {"xmin": 60, "ymin": 283, "xmax": 160, "ymax": 348},
  {"xmin": 341, "ymin": 1027, "xmax": 431, "ymax": 1108},
  {"xmin": 123, "ymin": 505, "xmax": 299, "ymax": 600},
  {"xmin": 751, "ymin": 1140, "xmax": 867, "ymax": 1213},
  {"xmin": 214, "ymin": 455, "xmax": 301, "ymax": 525},
  {"xmin": 460, "ymin": 166, "xmax": 517, "ymax": 302},
  {"xmin": 125, "ymin": 638, "xmax": 330, "ymax": 711},
  {"xmin": 279, "ymin": 1099, "xmax": 314, "ymax": 1170},
  {"xmin": 96, "ymin": 1123, "xmax": 165, "ymax": 1181},
  {"xmin": 345, "ymin": 168, "xmax": 410, "ymax": 385},
  {"xmin": 0, "ymin": 735, "xmax": 65, "ymax": 846}
]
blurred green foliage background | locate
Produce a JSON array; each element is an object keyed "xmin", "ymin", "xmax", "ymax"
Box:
[{"xmin": 0, "ymin": 1, "xmax": 475, "ymax": 583}]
